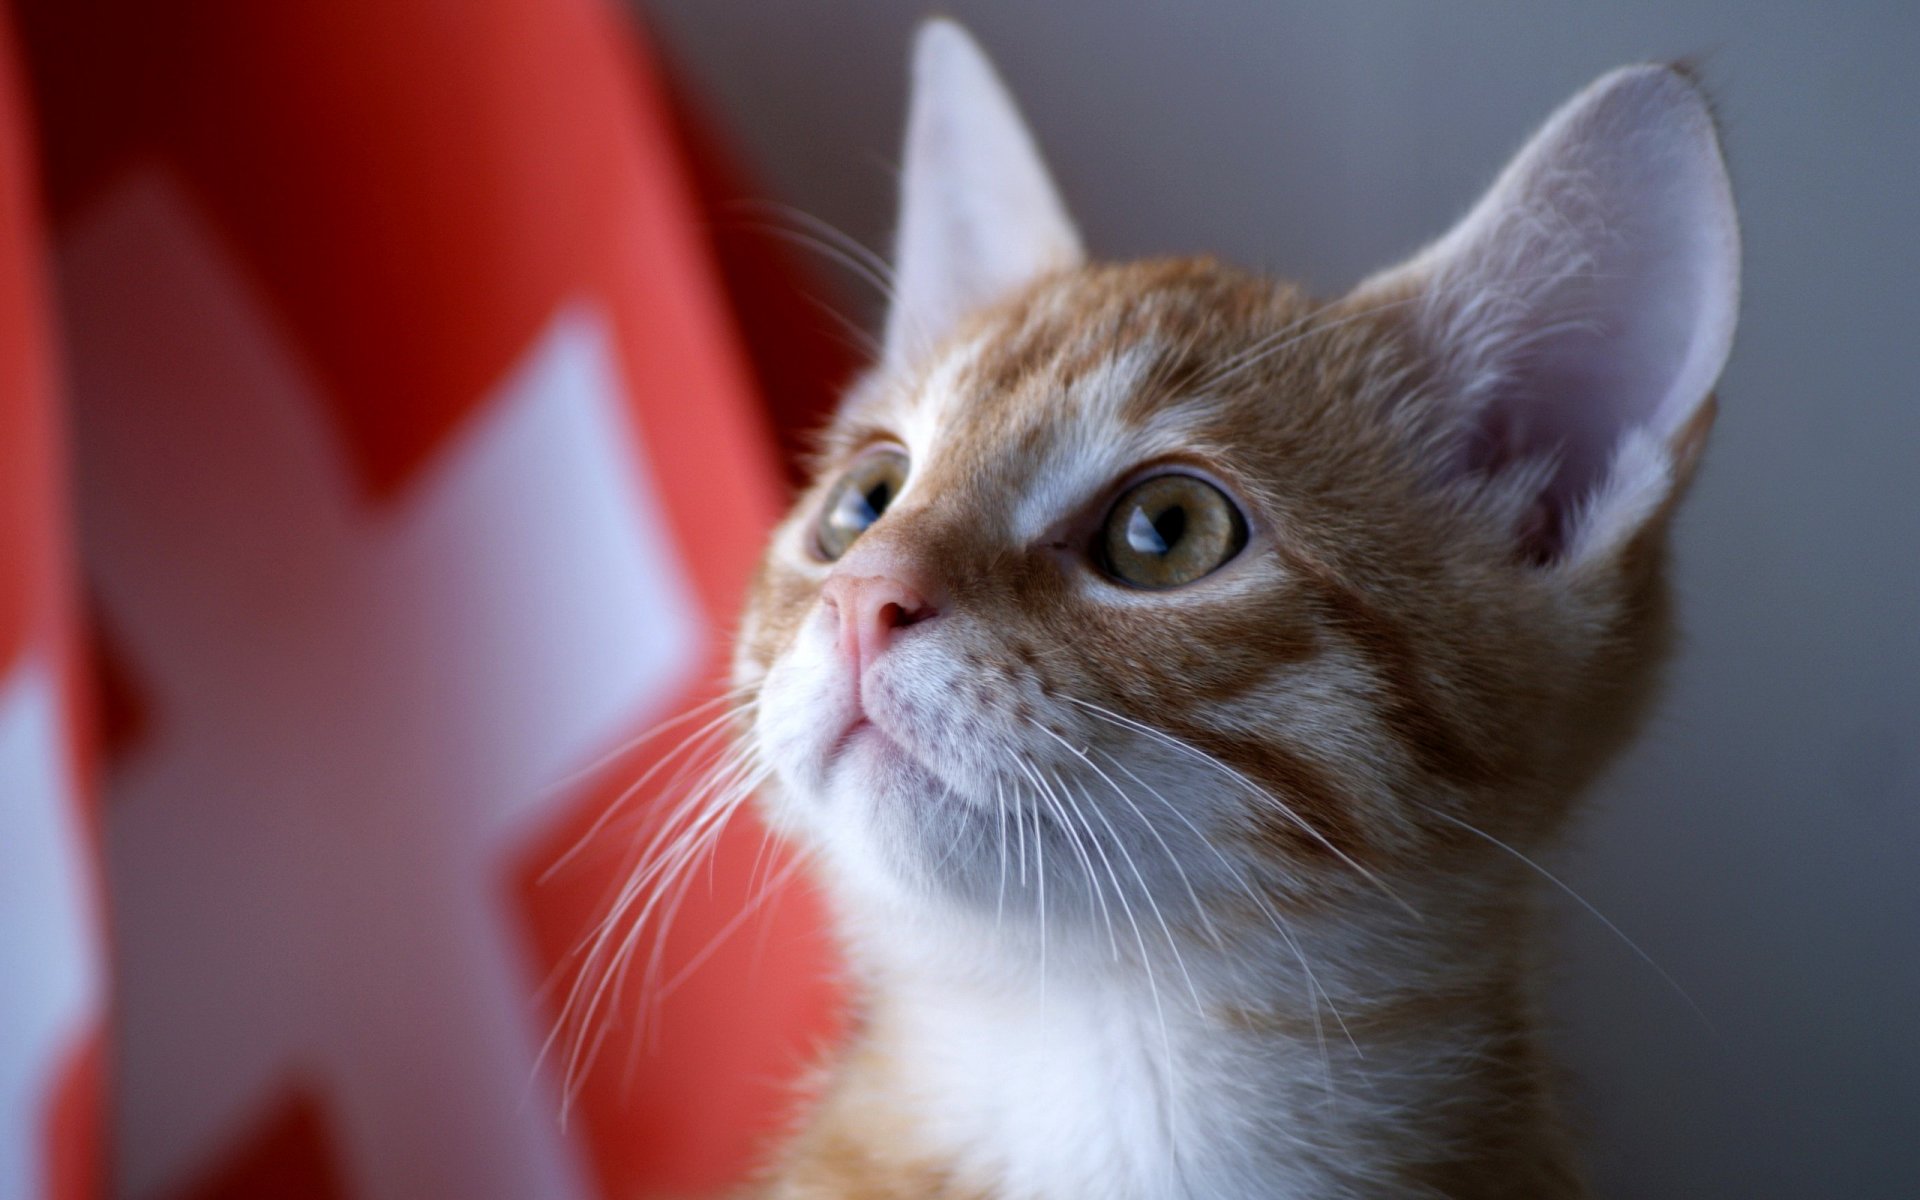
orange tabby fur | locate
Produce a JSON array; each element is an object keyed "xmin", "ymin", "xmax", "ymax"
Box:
[
  {"xmin": 724, "ymin": 23, "xmax": 1736, "ymax": 1200},
  {"xmin": 739, "ymin": 265, "xmax": 1705, "ymax": 1198}
]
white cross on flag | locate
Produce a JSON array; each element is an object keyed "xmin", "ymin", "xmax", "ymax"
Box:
[{"xmin": 0, "ymin": 1, "xmax": 845, "ymax": 1196}]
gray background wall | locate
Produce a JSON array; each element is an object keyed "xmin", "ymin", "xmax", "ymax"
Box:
[{"xmin": 637, "ymin": 3, "xmax": 1919, "ymax": 1195}]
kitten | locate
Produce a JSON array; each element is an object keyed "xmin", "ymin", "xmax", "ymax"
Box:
[{"xmin": 732, "ymin": 20, "xmax": 1737, "ymax": 1199}]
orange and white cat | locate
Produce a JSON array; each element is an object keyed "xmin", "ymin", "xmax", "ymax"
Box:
[{"xmin": 732, "ymin": 20, "xmax": 1738, "ymax": 1199}]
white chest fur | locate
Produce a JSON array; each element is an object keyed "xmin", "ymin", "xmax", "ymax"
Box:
[{"xmin": 859, "ymin": 948, "xmax": 1455, "ymax": 1200}]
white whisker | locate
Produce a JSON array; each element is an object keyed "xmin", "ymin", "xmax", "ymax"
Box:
[
  {"xmin": 1031, "ymin": 721, "xmax": 1206, "ymax": 1014},
  {"xmin": 1422, "ymin": 806, "xmax": 1712, "ymax": 1032},
  {"xmin": 1063, "ymin": 694, "xmax": 1416, "ymax": 920},
  {"xmin": 532, "ymin": 693, "xmax": 775, "ymax": 1123},
  {"xmin": 538, "ymin": 692, "xmax": 757, "ymax": 884},
  {"xmin": 994, "ymin": 778, "xmax": 1011, "ymax": 932}
]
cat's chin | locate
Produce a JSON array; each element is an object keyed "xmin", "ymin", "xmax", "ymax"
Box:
[
  {"xmin": 811, "ymin": 730, "xmax": 1019, "ymax": 907},
  {"xmin": 824, "ymin": 718, "xmax": 946, "ymax": 803}
]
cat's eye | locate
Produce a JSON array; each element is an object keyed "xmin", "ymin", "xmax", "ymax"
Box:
[
  {"xmin": 815, "ymin": 449, "xmax": 910, "ymax": 560},
  {"xmin": 1097, "ymin": 474, "xmax": 1248, "ymax": 589}
]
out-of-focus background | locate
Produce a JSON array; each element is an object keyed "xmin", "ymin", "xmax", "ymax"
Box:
[
  {"xmin": 638, "ymin": 2, "xmax": 1919, "ymax": 1196},
  {"xmin": 1, "ymin": 3, "xmax": 1912, "ymax": 1198}
]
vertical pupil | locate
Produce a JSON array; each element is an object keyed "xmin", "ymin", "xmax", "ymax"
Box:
[
  {"xmin": 1152, "ymin": 505, "xmax": 1186, "ymax": 547},
  {"xmin": 863, "ymin": 480, "xmax": 892, "ymax": 517}
]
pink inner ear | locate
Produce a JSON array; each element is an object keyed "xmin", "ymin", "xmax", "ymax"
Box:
[
  {"xmin": 1403, "ymin": 65, "xmax": 1739, "ymax": 564},
  {"xmin": 1455, "ymin": 390, "xmax": 1584, "ymax": 564},
  {"xmin": 1457, "ymin": 305, "xmax": 1667, "ymax": 562},
  {"xmin": 1452, "ymin": 222, "xmax": 1728, "ymax": 562}
]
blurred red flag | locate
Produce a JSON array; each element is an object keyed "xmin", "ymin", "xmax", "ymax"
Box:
[
  {"xmin": 0, "ymin": 13, "xmax": 107, "ymax": 1200},
  {"xmin": 4, "ymin": 0, "xmax": 850, "ymax": 1196}
]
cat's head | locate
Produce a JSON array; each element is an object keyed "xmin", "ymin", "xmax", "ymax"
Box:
[{"xmin": 736, "ymin": 22, "xmax": 1737, "ymax": 959}]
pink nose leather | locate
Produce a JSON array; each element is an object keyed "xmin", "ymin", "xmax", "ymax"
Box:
[{"xmin": 821, "ymin": 573, "xmax": 938, "ymax": 675}]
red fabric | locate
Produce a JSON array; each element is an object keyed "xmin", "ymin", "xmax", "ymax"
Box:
[
  {"xmin": 658, "ymin": 54, "xmax": 860, "ymax": 488},
  {"xmin": 0, "ymin": 9, "xmax": 106, "ymax": 1200},
  {"xmin": 42, "ymin": 1030, "xmax": 105, "ymax": 1200},
  {"xmin": 4, "ymin": 0, "xmax": 849, "ymax": 1195},
  {"xmin": 183, "ymin": 1091, "xmax": 348, "ymax": 1200},
  {"xmin": 0, "ymin": 6, "xmax": 59, "ymax": 673}
]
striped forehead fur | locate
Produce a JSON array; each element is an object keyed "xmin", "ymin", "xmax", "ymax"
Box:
[
  {"xmin": 744, "ymin": 253, "xmax": 1653, "ymax": 869},
  {"xmin": 734, "ymin": 36, "xmax": 1735, "ymax": 1197},
  {"xmin": 735, "ymin": 251, "xmax": 1701, "ymax": 1199}
]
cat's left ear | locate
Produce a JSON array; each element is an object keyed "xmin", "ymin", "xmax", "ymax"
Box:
[
  {"xmin": 1354, "ymin": 64, "xmax": 1739, "ymax": 568},
  {"xmin": 883, "ymin": 20, "xmax": 1085, "ymax": 370}
]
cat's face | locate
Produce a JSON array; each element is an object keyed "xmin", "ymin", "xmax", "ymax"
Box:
[
  {"xmin": 734, "ymin": 25, "xmax": 1736, "ymax": 953},
  {"xmin": 739, "ymin": 263, "xmax": 1651, "ymax": 940}
]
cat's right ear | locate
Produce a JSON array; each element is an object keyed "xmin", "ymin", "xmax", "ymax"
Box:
[
  {"xmin": 883, "ymin": 20, "xmax": 1084, "ymax": 370},
  {"xmin": 1353, "ymin": 65, "xmax": 1739, "ymax": 570}
]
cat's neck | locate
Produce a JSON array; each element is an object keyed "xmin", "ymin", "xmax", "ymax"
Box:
[{"xmin": 770, "ymin": 882, "xmax": 1587, "ymax": 1200}]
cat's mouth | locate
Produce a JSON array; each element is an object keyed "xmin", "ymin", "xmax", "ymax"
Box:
[
  {"xmin": 828, "ymin": 715, "xmax": 876, "ymax": 760},
  {"xmin": 828, "ymin": 712, "xmax": 913, "ymax": 767},
  {"xmin": 825, "ymin": 708, "xmax": 941, "ymax": 789}
]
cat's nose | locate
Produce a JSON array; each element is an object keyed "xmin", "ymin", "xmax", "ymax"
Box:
[{"xmin": 821, "ymin": 572, "xmax": 939, "ymax": 674}]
